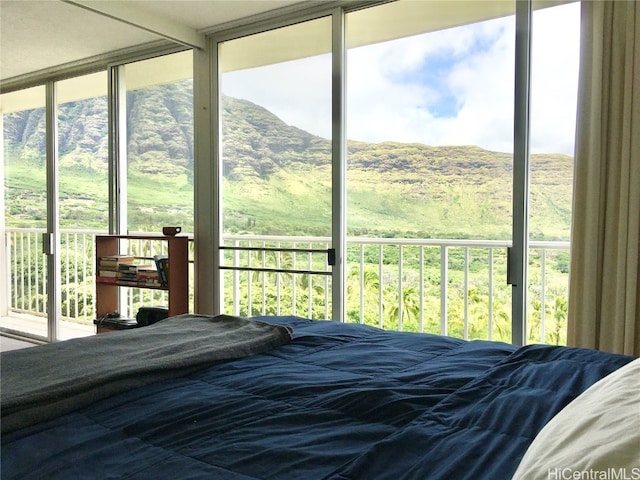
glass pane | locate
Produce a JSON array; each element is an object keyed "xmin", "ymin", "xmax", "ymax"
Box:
[
  {"xmin": 347, "ymin": 1, "xmax": 515, "ymax": 340},
  {"xmin": 2, "ymin": 86, "xmax": 49, "ymax": 337},
  {"xmin": 122, "ymin": 51, "xmax": 194, "ymax": 316},
  {"xmin": 124, "ymin": 51, "xmax": 194, "ymax": 234},
  {"xmin": 219, "ymin": 16, "xmax": 332, "ymax": 319},
  {"xmin": 528, "ymin": 1, "xmax": 580, "ymax": 345},
  {"xmin": 56, "ymin": 72, "xmax": 109, "ymax": 339}
]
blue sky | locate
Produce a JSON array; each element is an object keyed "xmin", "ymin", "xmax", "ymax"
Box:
[
  {"xmin": 400, "ymin": 51, "xmax": 462, "ymax": 119},
  {"xmin": 222, "ymin": 2, "xmax": 580, "ymax": 156}
]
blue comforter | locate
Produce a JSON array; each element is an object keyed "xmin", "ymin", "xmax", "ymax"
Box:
[{"xmin": 1, "ymin": 316, "xmax": 633, "ymax": 480}]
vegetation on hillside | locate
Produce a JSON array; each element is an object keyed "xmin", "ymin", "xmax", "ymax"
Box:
[{"xmin": 4, "ymin": 82, "xmax": 572, "ymax": 239}]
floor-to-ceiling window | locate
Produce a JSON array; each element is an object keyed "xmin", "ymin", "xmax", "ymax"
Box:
[
  {"xmin": 1, "ymin": 0, "xmax": 579, "ymax": 345},
  {"xmin": 1, "ymin": 50, "xmax": 195, "ymax": 339},
  {"xmin": 218, "ymin": 17, "xmax": 333, "ymax": 319},
  {"xmin": 115, "ymin": 50, "xmax": 195, "ymax": 317},
  {"xmin": 210, "ymin": 0, "xmax": 579, "ymax": 344},
  {"xmin": 527, "ymin": 1, "xmax": 580, "ymax": 345},
  {"xmin": 1, "ymin": 86, "xmax": 48, "ymax": 338},
  {"xmin": 345, "ymin": 1, "xmax": 516, "ymax": 340},
  {"xmin": 56, "ymin": 72, "xmax": 109, "ymax": 338},
  {"xmin": 1, "ymin": 72, "xmax": 110, "ymax": 339},
  {"xmin": 201, "ymin": 0, "xmax": 579, "ymax": 343}
]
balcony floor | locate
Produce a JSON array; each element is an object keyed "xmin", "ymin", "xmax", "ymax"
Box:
[{"xmin": 0, "ymin": 312, "xmax": 94, "ymax": 342}]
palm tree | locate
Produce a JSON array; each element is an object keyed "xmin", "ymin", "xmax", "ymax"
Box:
[
  {"xmin": 346, "ymin": 265, "xmax": 380, "ymax": 325},
  {"xmin": 247, "ymin": 248, "xmax": 294, "ymax": 287},
  {"xmin": 549, "ymin": 295, "xmax": 568, "ymax": 345},
  {"xmin": 383, "ymin": 286, "xmax": 420, "ymax": 332}
]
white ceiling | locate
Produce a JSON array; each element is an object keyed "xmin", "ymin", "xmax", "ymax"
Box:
[
  {"xmin": 1, "ymin": 0, "xmax": 572, "ymax": 87},
  {"xmin": 0, "ymin": 0, "xmax": 309, "ymax": 83}
]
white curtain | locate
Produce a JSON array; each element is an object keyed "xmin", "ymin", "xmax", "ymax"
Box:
[{"xmin": 568, "ymin": 0, "xmax": 640, "ymax": 357}]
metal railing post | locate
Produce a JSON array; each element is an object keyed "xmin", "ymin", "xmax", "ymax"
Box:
[{"xmin": 440, "ymin": 245, "xmax": 448, "ymax": 336}]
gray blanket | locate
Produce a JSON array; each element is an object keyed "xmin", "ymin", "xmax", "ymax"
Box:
[{"xmin": 1, "ymin": 314, "xmax": 292, "ymax": 435}]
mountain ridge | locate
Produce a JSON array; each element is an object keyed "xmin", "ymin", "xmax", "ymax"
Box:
[{"xmin": 3, "ymin": 82, "xmax": 572, "ymax": 239}]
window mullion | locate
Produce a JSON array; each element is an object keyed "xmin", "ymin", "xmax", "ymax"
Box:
[{"xmin": 511, "ymin": 0, "xmax": 533, "ymax": 346}]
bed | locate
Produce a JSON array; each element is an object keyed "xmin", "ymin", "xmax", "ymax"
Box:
[{"xmin": 1, "ymin": 314, "xmax": 638, "ymax": 479}]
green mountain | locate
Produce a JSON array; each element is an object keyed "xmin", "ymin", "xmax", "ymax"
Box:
[
  {"xmin": 3, "ymin": 82, "xmax": 573, "ymax": 240},
  {"xmin": 219, "ymin": 96, "xmax": 572, "ymax": 240}
]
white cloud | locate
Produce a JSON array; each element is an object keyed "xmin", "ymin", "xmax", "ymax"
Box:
[
  {"xmin": 530, "ymin": 1, "xmax": 581, "ymax": 155},
  {"xmin": 222, "ymin": 2, "xmax": 580, "ymax": 156},
  {"xmin": 347, "ymin": 16, "xmax": 516, "ymax": 151},
  {"xmin": 222, "ymin": 55, "xmax": 332, "ymax": 138}
]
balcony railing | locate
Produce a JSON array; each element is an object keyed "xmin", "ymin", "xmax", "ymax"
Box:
[
  {"xmin": 222, "ymin": 235, "xmax": 570, "ymax": 345},
  {"xmin": 2, "ymin": 228, "xmax": 569, "ymax": 345}
]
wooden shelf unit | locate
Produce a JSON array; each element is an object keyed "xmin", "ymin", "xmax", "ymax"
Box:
[{"xmin": 95, "ymin": 235, "xmax": 189, "ymax": 322}]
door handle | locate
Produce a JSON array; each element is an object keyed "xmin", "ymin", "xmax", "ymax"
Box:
[
  {"xmin": 327, "ymin": 248, "xmax": 336, "ymax": 266},
  {"xmin": 42, "ymin": 233, "xmax": 55, "ymax": 255},
  {"xmin": 507, "ymin": 246, "xmax": 516, "ymax": 286}
]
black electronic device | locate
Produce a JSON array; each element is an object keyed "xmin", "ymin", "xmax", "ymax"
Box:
[
  {"xmin": 94, "ymin": 312, "xmax": 138, "ymax": 330},
  {"xmin": 136, "ymin": 306, "xmax": 169, "ymax": 327}
]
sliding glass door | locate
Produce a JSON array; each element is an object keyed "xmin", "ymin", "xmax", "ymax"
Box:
[
  {"xmin": 218, "ymin": 17, "xmax": 334, "ymax": 319},
  {"xmin": 345, "ymin": 1, "xmax": 515, "ymax": 340},
  {"xmin": 1, "ymin": 73, "xmax": 109, "ymax": 340},
  {"xmin": 527, "ymin": 1, "xmax": 580, "ymax": 345},
  {"xmin": 56, "ymin": 72, "xmax": 109, "ymax": 339},
  {"xmin": 340, "ymin": 0, "xmax": 579, "ymax": 343},
  {"xmin": 118, "ymin": 51, "xmax": 195, "ymax": 317},
  {"xmin": 1, "ymin": 86, "xmax": 49, "ymax": 339}
]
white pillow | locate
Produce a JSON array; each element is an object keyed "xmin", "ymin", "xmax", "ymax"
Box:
[{"xmin": 512, "ymin": 357, "xmax": 640, "ymax": 480}]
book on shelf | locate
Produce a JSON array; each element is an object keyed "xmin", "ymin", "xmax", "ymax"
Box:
[
  {"xmin": 96, "ymin": 276, "xmax": 163, "ymax": 288},
  {"xmin": 154, "ymin": 255, "xmax": 169, "ymax": 287},
  {"xmin": 117, "ymin": 273, "xmax": 138, "ymax": 282},
  {"xmin": 100, "ymin": 254, "xmax": 134, "ymax": 262},
  {"xmin": 138, "ymin": 267, "xmax": 160, "ymax": 278},
  {"xmin": 97, "ymin": 258, "xmax": 163, "ymax": 287},
  {"xmin": 117, "ymin": 263, "xmax": 153, "ymax": 274},
  {"xmin": 99, "ymin": 255, "xmax": 135, "ymax": 269},
  {"xmin": 96, "ymin": 275, "xmax": 119, "ymax": 284},
  {"xmin": 98, "ymin": 270, "xmax": 118, "ymax": 277},
  {"xmin": 137, "ymin": 268, "xmax": 161, "ymax": 286}
]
